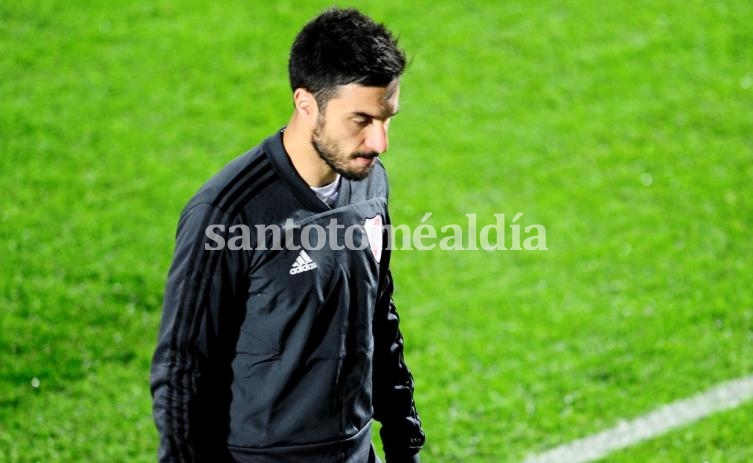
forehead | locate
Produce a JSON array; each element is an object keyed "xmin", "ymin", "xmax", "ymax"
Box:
[{"xmin": 326, "ymin": 80, "xmax": 400, "ymax": 115}]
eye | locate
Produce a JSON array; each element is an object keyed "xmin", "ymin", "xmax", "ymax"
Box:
[{"xmin": 352, "ymin": 117, "xmax": 371, "ymax": 128}]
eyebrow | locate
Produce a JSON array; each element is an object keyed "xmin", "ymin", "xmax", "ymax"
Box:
[{"xmin": 351, "ymin": 109, "xmax": 400, "ymax": 120}]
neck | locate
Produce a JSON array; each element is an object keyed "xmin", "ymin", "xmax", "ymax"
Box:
[{"xmin": 282, "ymin": 115, "xmax": 337, "ymax": 187}]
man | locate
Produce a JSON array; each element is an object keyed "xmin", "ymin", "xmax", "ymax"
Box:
[{"xmin": 150, "ymin": 7, "xmax": 425, "ymax": 463}]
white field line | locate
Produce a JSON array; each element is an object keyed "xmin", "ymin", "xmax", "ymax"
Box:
[{"xmin": 522, "ymin": 375, "xmax": 753, "ymax": 463}]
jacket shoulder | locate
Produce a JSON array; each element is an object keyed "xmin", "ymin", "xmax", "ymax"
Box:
[{"xmin": 184, "ymin": 144, "xmax": 275, "ymax": 217}]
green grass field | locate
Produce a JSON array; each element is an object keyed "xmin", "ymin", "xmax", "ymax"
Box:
[{"xmin": 2, "ymin": 1, "xmax": 752, "ymax": 461}]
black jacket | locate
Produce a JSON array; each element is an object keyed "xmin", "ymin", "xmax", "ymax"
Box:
[{"xmin": 150, "ymin": 131, "xmax": 424, "ymax": 462}]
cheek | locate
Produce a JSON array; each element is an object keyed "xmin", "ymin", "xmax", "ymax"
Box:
[
  {"xmin": 334, "ymin": 129, "xmax": 364, "ymax": 152},
  {"xmin": 324, "ymin": 121, "xmax": 353, "ymax": 141}
]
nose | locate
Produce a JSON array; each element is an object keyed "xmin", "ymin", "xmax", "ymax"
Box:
[{"xmin": 364, "ymin": 122, "xmax": 388, "ymax": 154}]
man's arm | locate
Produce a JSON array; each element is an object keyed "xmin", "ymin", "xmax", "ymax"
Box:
[
  {"xmin": 150, "ymin": 202, "xmax": 246, "ymax": 462},
  {"xmin": 372, "ymin": 267, "xmax": 426, "ymax": 463}
]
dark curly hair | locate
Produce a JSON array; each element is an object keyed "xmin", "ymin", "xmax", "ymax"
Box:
[{"xmin": 288, "ymin": 8, "xmax": 407, "ymax": 110}]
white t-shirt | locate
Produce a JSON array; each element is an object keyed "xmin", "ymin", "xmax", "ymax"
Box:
[{"xmin": 310, "ymin": 175, "xmax": 341, "ymax": 207}]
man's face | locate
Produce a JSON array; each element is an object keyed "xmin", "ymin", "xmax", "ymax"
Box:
[{"xmin": 311, "ymin": 80, "xmax": 400, "ymax": 181}]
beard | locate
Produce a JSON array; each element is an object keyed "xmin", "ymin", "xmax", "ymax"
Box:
[{"xmin": 311, "ymin": 123, "xmax": 378, "ymax": 181}]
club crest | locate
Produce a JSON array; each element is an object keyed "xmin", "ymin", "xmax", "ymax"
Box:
[{"xmin": 364, "ymin": 215, "xmax": 383, "ymax": 263}]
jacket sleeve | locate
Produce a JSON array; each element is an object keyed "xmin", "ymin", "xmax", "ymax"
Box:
[
  {"xmin": 150, "ymin": 202, "xmax": 247, "ymax": 462},
  {"xmin": 372, "ymin": 264, "xmax": 426, "ymax": 463}
]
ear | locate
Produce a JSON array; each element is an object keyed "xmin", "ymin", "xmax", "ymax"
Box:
[{"xmin": 293, "ymin": 88, "xmax": 319, "ymax": 123}]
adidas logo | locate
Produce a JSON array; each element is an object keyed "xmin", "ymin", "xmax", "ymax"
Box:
[{"xmin": 289, "ymin": 250, "xmax": 318, "ymax": 275}]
